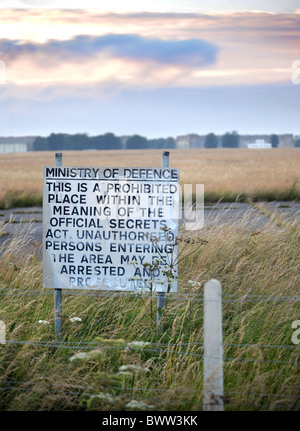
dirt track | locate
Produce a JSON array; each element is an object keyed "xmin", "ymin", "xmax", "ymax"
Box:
[{"xmin": 1, "ymin": 202, "xmax": 299, "ymax": 257}]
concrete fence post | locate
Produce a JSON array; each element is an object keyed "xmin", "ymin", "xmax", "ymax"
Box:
[
  {"xmin": 203, "ymin": 279, "xmax": 224, "ymax": 411},
  {"xmin": 0, "ymin": 320, "xmax": 5, "ymax": 345}
]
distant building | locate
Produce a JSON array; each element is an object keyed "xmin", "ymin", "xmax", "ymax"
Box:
[
  {"xmin": 176, "ymin": 135, "xmax": 191, "ymax": 149},
  {"xmin": 239, "ymin": 134, "xmax": 293, "ymax": 148},
  {"xmin": 0, "ymin": 142, "xmax": 28, "ymax": 153},
  {"xmin": 0, "ymin": 136, "xmax": 35, "ymax": 153},
  {"xmin": 176, "ymin": 134, "xmax": 204, "ymax": 149},
  {"xmin": 280, "ymin": 134, "xmax": 294, "ymax": 148},
  {"xmin": 120, "ymin": 135, "xmax": 130, "ymax": 149},
  {"xmin": 247, "ymin": 139, "xmax": 272, "ymax": 149},
  {"xmin": 175, "ymin": 134, "xmax": 294, "ymax": 149}
]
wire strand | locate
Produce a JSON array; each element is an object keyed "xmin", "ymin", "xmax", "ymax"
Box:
[
  {"xmin": 0, "ymin": 288, "xmax": 299, "ymax": 302},
  {"xmin": 1, "ymin": 339, "xmax": 298, "ymax": 365}
]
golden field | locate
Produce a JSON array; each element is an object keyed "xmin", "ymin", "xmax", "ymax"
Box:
[{"xmin": 0, "ymin": 148, "xmax": 299, "ymax": 205}]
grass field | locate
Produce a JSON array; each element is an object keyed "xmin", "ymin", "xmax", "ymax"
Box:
[
  {"xmin": 0, "ymin": 211, "xmax": 299, "ymax": 411},
  {"xmin": 0, "ymin": 148, "xmax": 299, "ymax": 208}
]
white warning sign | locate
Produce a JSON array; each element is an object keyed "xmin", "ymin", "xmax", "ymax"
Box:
[{"xmin": 43, "ymin": 167, "xmax": 179, "ymax": 292}]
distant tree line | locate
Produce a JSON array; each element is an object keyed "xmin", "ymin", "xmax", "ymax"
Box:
[
  {"xmin": 33, "ymin": 133, "xmax": 176, "ymax": 151},
  {"xmin": 33, "ymin": 133, "xmax": 122, "ymax": 151},
  {"xmin": 126, "ymin": 135, "xmax": 176, "ymax": 149},
  {"xmin": 33, "ymin": 131, "xmax": 297, "ymax": 151},
  {"xmin": 204, "ymin": 131, "xmax": 240, "ymax": 148}
]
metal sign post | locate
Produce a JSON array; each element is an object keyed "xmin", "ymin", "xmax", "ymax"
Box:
[
  {"xmin": 156, "ymin": 151, "xmax": 169, "ymax": 334},
  {"xmin": 54, "ymin": 153, "xmax": 62, "ymax": 343}
]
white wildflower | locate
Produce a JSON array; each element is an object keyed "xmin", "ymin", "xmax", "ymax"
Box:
[
  {"xmin": 88, "ymin": 349, "xmax": 104, "ymax": 358},
  {"xmin": 69, "ymin": 349, "xmax": 104, "ymax": 362},
  {"xmin": 119, "ymin": 364, "xmax": 150, "ymax": 373},
  {"xmin": 69, "ymin": 352, "xmax": 90, "ymax": 361},
  {"xmin": 89, "ymin": 392, "xmax": 116, "ymax": 404},
  {"xmin": 126, "ymin": 400, "xmax": 155, "ymax": 410},
  {"xmin": 188, "ymin": 280, "xmax": 202, "ymax": 287},
  {"xmin": 38, "ymin": 320, "xmax": 50, "ymax": 325},
  {"xmin": 70, "ymin": 317, "xmax": 82, "ymax": 322},
  {"xmin": 117, "ymin": 371, "xmax": 134, "ymax": 377},
  {"xmin": 127, "ymin": 341, "xmax": 150, "ymax": 348}
]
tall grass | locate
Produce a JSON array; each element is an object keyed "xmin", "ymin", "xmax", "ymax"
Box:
[
  {"xmin": 0, "ymin": 190, "xmax": 42, "ymax": 210},
  {"xmin": 0, "ymin": 212, "xmax": 299, "ymax": 411}
]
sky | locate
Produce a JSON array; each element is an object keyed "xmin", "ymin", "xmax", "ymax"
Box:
[{"xmin": 0, "ymin": 1, "xmax": 299, "ymax": 138}]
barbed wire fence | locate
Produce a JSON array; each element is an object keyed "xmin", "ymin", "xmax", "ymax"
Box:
[{"xmin": 0, "ymin": 283, "xmax": 299, "ymax": 411}]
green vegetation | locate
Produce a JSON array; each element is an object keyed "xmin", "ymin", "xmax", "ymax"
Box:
[
  {"xmin": 32, "ymin": 133, "xmax": 176, "ymax": 151},
  {"xmin": 1, "ymin": 184, "xmax": 299, "ymax": 211},
  {"xmin": 33, "ymin": 132, "xmax": 122, "ymax": 151},
  {"xmin": 0, "ymin": 213, "xmax": 299, "ymax": 411},
  {"xmin": 270, "ymin": 134, "xmax": 279, "ymax": 148},
  {"xmin": 221, "ymin": 131, "xmax": 240, "ymax": 148},
  {"xmin": 202, "ymin": 182, "xmax": 300, "ymax": 203},
  {"xmin": 126, "ymin": 134, "xmax": 148, "ymax": 149},
  {"xmin": 204, "ymin": 133, "xmax": 218, "ymax": 148},
  {"xmin": 0, "ymin": 191, "xmax": 42, "ymax": 210}
]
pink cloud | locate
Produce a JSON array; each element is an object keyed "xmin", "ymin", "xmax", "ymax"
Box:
[{"xmin": 0, "ymin": 9, "xmax": 298, "ymax": 89}]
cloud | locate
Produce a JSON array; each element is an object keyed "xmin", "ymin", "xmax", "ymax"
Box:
[
  {"xmin": 0, "ymin": 34, "xmax": 218, "ymax": 68},
  {"xmin": 0, "ymin": 10, "xmax": 298, "ymax": 89},
  {"xmin": 2, "ymin": 0, "xmax": 300, "ymax": 13}
]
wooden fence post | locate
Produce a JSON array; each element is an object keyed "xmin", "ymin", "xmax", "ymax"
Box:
[
  {"xmin": 203, "ymin": 279, "xmax": 224, "ymax": 411},
  {"xmin": 156, "ymin": 151, "xmax": 170, "ymax": 333},
  {"xmin": 54, "ymin": 152, "xmax": 62, "ymax": 343}
]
